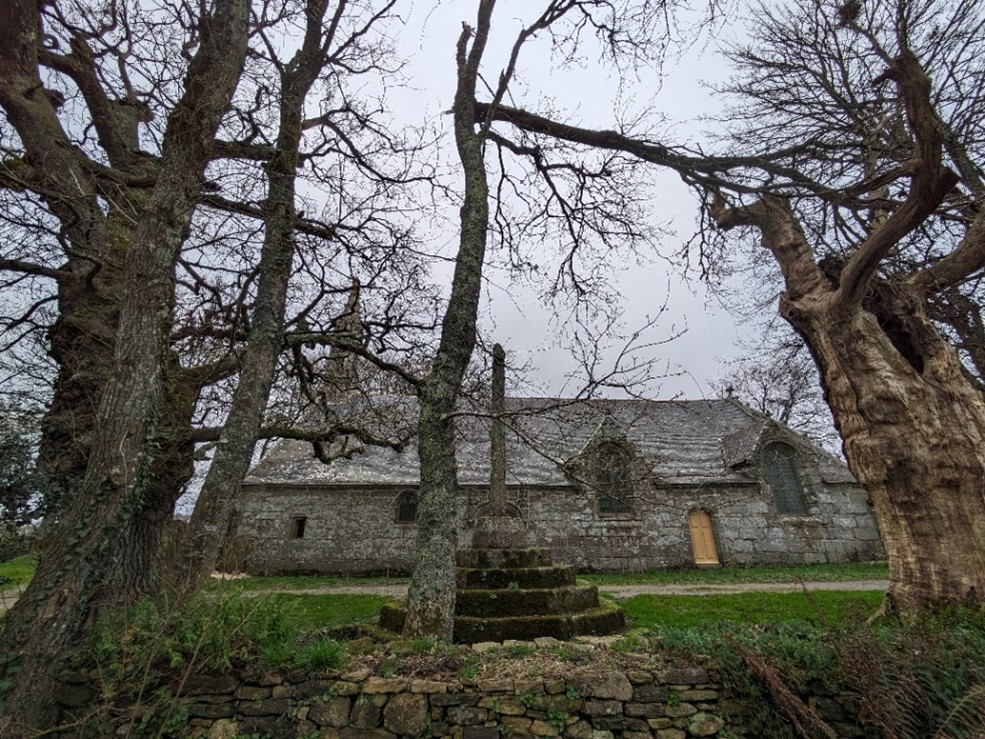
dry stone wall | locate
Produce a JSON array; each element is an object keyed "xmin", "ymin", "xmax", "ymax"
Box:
[{"xmin": 53, "ymin": 658, "xmax": 876, "ymax": 738}]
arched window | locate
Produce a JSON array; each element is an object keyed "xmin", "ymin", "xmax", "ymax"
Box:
[
  {"xmin": 596, "ymin": 442, "xmax": 632, "ymax": 513},
  {"xmin": 395, "ymin": 490, "xmax": 418, "ymax": 523},
  {"xmin": 763, "ymin": 442, "xmax": 807, "ymax": 515}
]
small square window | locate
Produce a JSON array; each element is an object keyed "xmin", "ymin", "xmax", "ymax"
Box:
[{"xmin": 290, "ymin": 516, "xmax": 307, "ymax": 539}]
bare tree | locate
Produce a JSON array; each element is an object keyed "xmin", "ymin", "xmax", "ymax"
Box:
[
  {"xmin": 475, "ymin": 0, "xmax": 985, "ymax": 610},
  {"xmin": 400, "ymin": 0, "xmax": 702, "ymax": 639},
  {"xmin": 0, "ymin": 0, "xmax": 251, "ymax": 726},
  {"xmin": 0, "ymin": 0, "xmax": 431, "ymax": 728},
  {"xmin": 720, "ymin": 334, "xmax": 840, "ymax": 452}
]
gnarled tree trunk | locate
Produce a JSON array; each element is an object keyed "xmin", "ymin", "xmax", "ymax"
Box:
[{"xmin": 795, "ymin": 300, "xmax": 985, "ymax": 606}]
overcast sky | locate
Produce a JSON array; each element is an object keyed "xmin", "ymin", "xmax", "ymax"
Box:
[{"xmin": 382, "ymin": 1, "xmax": 755, "ymax": 401}]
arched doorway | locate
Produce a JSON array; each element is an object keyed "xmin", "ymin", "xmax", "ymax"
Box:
[{"xmin": 688, "ymin": 510, "xmax": 720, "ymax": 566}]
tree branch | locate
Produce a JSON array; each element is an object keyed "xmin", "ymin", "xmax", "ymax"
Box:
[{"xmin": 836, "ymin": 51, "xmax": 960, "ymax": 307}]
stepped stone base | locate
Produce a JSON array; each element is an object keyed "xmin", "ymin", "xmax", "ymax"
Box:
[{"xmin": 379, "ymin": 547, "xmax": 625, "ymax": 643}]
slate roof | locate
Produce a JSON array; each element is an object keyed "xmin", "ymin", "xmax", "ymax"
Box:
[{"xmin": 244, "ymin": 396, "xmax": 856, "ymax": 488}]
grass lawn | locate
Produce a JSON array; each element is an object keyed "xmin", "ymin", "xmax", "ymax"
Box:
[
  {"xmin": 216, "ymin": 573, "xmax": 410, "ymax": 592},
  {"xmin": 3, "ymin": 556, "xmax": 888, "ymax": 598},
  {"xmin": 0, "ymin": 553, "xmax": 37, "ymax": 591},
  {"xmin": 580, "ymin": 560, "xmax": 888, "ymax": 586},
  {"xmin": 220, "ymin": 561, "xmax": 888, "ymax": 592},
  {"xmin": 618, "ymin": 590, "xmax": 884, "ymax": 630},
  {"xmin": 254, "ymin": 592, "xmax": 395, "ymax": 633}
]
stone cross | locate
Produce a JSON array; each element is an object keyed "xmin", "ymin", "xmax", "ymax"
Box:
[
  {"xmin": 473, "ymin": 342, "xmax": 525, "ymax": 548},
  {"xmin": 488, "ymin": 343, "xmax": 507, "ymax": 516}
]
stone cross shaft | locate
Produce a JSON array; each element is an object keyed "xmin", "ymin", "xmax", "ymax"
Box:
[{"xmin": 489, "ymin": 343, "xmax": 507, "ymax": 515}]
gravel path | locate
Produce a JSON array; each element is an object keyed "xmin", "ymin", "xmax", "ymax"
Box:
[{"xmin": 241, "ymin": 579, "xmax": 889, "ymax": 599}]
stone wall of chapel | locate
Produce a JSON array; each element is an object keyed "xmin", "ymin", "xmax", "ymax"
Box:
[{"xmin": 232, "ymin": 479, "xmax": 883, "ymax": 575}]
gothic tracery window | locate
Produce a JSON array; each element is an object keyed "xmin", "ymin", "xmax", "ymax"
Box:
[
  {"xmin": 763, "ymin": 442, "xmax": 808, "ymax": 515},
  {"xmin": 596, "ymin": 441, "xmax": 632, "ymax": 514}
]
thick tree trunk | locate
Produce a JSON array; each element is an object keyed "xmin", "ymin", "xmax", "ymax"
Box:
[
  {"xmin": 0, "ymin": 1, "xmax": 199, "ymax": 600},
  {"xmin": 0, "ymin": 1, "xmax": 249, "ymax": 730},
  {"xmin": 36, "ymin": 258, "xmax": 121, "ymax": 510},
  {"xmin": 790, "ymin": 297, "xmax": 985, "ymax": 608}
]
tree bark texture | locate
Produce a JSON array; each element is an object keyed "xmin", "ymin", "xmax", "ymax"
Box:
[
  {"xmin": 791, "ymin": 297, "xmax": 985, "ymax": 608},
  {"xmin": 0, "ymin": 0, "xmax": 199, "ymax": 590},
  {"xmin": 402, "ymin": 0, "xmax": 495, "ymax": 640},
  {"xmin": 0, "ymin": 0, "xmax": 249, "ymax": 730},
  {"xmin": 720, "ymin": 196, "xmax": 985, "ymax": 609},
  {"xmin": 175, "ymin": 0, "xmax": 334, "ymax": 595}
]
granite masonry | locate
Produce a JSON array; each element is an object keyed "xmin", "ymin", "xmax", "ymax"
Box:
[
  {"xmin": 230, "ymin": 397, "xmax": 884, "ymax": 575},
  {"xmin": 52, "ymin": 651, "xmax": 881, "ymax": 738}
]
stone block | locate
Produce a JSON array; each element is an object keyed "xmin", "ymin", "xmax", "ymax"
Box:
[
  {"xmin": 499, "ymin": 716, "xmax": 533, "ymax": 734},
  {"xmin": 545, "ymin": 679, "xmax": 566, "ymax": 694},
  {"xmin": 207, "ymin": 718, "xmax": 239, "ymax": 738},
  {"xmin": 272, "ymin": 684, "xmax": 294, "ymax": 699},
  {"xmin": 625, "ymin": 703, "xmax": 664, "ymax": 719},
  {"xmin": 655, "ymin": 729, "xmax": 685, "ymax": 739},
  {"xmin": 384, "ymin": 692, "xmax": 429, "ymax": 737},
  {"xmin": 687, "ymin": 712, "xmax": 725, "ymax": 737},
  {"xmin": 632, "ymin": 685, "xmax": 669, "ymax": 703},
  {"xmin": 514, "ymin": 680, "xmax": 545, "ymax": 695},
  {"xmin": 570, "ymin": 672, "xmax": 632, "ymax": 701},
  {"xmin": 184, "ymin": 674, "xmax": 239, "ymax": 695},
  {"xmin": 528, "ymin": 719, "xmax": 560, "ymax": 736},
  {"xmin": 363, "ymin": 677, "xmax": 409, "ymax": 693},
  {"xmin": 660, "ymin": 668, "xmax": 708, "ymax": 685},
  {"xmin": 476, "ymin": 679, "xmax": 513, "ymax": 693},
  {"xmin": 310, "ymin": 696, "xmax": 352, "ymax": 728},
  {"xmin": 350, "ymin": 693, "xmax": 387, "ymax": 729},
  {"xmin": 527, "ymin": 694, "xmax": 579, "ymax": 712},
  {"xmin": 411, "ymin": 679, "xmax": 448, "ymax": 694},
  {"xmin": 235, "ymin": 685, "xmax": 270, "ymax": 701},
  {"xmin": 493, "ymin": 695, "xmax": 527, "ymax": 715},
  {"xmin": 333, "ymin": 729, "xmax": 392, "ymax": 739},
  {"xmin": 564, "ymin": 719, "xmax": 593, "ymax": 739},
  {"xmin": 661, "ymin": 703, "xmax": 697, "ymax": 719},
  {"xmin": 238, "ymin": 715, "xmax": 296, "ymax": 737},
  {"xmin": 581, "ymin": 700, "xmax": 622, "ymax": 717},
  {"xmin": 295, "ymin": 679, "xmax": 341, "ymax": 700},
  {"xmin": 238, "ymin": 697, "xmax": 291, "ymax": 716},
  {"xmin": 186, "ymin": 702, "xmax": 236, "ymax": 720},
  {"xmin": 446, "ymin": 705, "xmax": 488, "ymax": 725},
  {"xmin": 432, "ymin": 693, "xmax": 480, "ymax": 707},
  {"xmin": 677, "ymin": 689, "xmax": 718, "ymax": 702},
  {"xmin": 462, "ymin": 728, "xmax": 500, "ymax": 739},
  {"xmin": 646, "ymin": 718, "xmax": 672, "ymax": 730}
]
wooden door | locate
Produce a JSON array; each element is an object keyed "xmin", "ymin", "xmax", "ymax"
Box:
[{"xmin": 689, "ymin": 510, "xmax": 720, "ymax": 566}]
